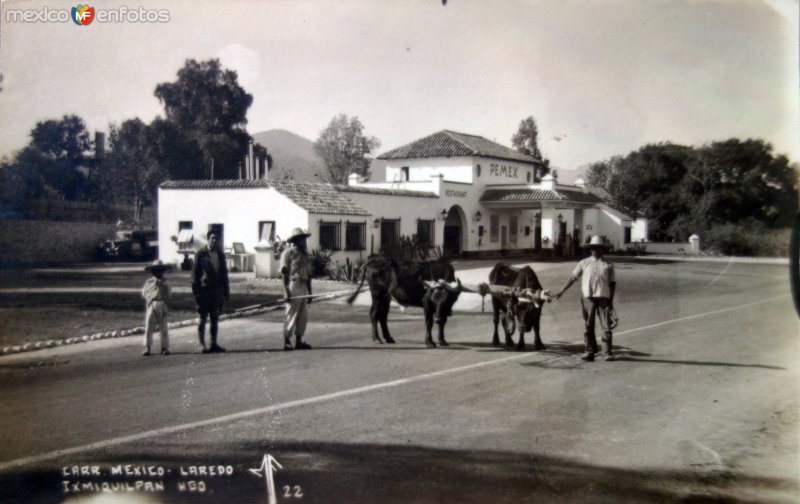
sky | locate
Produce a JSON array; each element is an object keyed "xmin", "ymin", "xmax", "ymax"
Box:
[{"xmin": 0, "ymin": 0, "xmax": 797, "ymax": 172}]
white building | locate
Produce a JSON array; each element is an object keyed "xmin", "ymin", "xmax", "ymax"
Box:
[{"xmin": 157, "ymin": 130, "xmax": 646, "ymax": 269}]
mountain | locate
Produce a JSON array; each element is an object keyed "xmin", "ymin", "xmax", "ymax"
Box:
[
  {"xmin": 251, "ymin": 129, "xmax": 325, "ymax": 183},
  {"xmin": 251, "ymin": 129, "xmax": 388, "ymax": 183}
]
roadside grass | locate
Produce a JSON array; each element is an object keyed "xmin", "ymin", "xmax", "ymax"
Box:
[{"xmin": 0, "ymin": 264, "xmax": 350, "ymax": 347}]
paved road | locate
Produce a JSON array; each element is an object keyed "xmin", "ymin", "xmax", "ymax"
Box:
[{"xmin": 0, "ymin": 259, "xmax": 797, "ymax": 503}]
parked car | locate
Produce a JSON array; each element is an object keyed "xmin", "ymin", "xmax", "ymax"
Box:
[{"xmin": 96, "ymin": 226, "xmax": 158, "ymax": 261}]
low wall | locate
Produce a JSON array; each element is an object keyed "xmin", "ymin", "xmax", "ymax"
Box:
[
  {"xmin": 0, "ymin": 220, "xmax": 117, "ymax": 265},
  {"xmin": 636, "ymin": 242, "xmax": 692, "ymax": 255}
]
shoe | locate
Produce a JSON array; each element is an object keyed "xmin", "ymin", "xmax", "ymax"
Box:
[
  {"xmin": 580, "ymin": 351, "xmax": 595, "ymax": 362},
  {"xmin": 208, "ymin": 343, "xmax": 226, "ymax": 353},
  {"xmin": 142, "ymin": 348, "xmax": 151, "ymax": 356},
  {"xmin": 604, "ymin": 354, "xmax": 615, "ymax": 361},
  {"xmin": 295, "ymin": 341, "xmax": 312, "ymax": 350},
  {"xmin": 161, "ymin": 349, "xmax": 170, "ymax": 356},
  {"xmin": 284, "ymin": 339, "xmax": 294, "ymax": 351},
  {"xmin": 200, "ymin": 344, "xmax": 209, "ymax": 354}
]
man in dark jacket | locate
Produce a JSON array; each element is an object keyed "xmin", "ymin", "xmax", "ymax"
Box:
[{"xmin": 192, "ymin": 230, "xmax": 230, "ymax": 353}]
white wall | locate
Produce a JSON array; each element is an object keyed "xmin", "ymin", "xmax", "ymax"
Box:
[
  {"xmin": 157, "ymin": 187, "xmax": 308, "ymax": 265},
  {"xmin": 384, "ymin": 156, "xmax": 536, "ymax": 188},
  {"xmin": 582, "ymin": 208, "xmax": 630, "ymax": 250},
  {"xmin": 385, "ymin": 157, "xmax": 474, "ymax": 184},
  {"xmin": 632, "ymin": 218, "xmax": 648, "ymax": 242}
]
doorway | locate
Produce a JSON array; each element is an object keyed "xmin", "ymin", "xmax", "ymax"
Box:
[{"xmin": 443, "ymin": 206, "xmax": 464, "ymax": 257}]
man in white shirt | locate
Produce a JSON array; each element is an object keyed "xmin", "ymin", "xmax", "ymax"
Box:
[
  {"xmin": 554, "ymin": 235, "xmax": 617, "ymax": 362},
  {"xmin": 280, "ymin": 227, "xmax": 313, "ymax": 351}
]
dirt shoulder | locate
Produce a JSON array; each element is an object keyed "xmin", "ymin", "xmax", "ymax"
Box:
[{"xmin": 0, "ymin": 263, "xmax": 356, "ymax": 349}]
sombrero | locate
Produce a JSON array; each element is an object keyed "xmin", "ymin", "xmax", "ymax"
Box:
[
  {"xmin": 583, "ymin": 235, "xmax": 609, "ymax": 248},
  {"xmin": 145, "ymin": 259, "xmax": 173, "ymax": 273},
  {"xmin": 286, "ymin": 227, "xmax": 311, "ymax": 243}
]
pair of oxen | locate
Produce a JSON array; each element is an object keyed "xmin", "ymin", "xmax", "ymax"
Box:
[{"xmin": 347, "ymin": 257, "xmax": 552, "ymax": 349}]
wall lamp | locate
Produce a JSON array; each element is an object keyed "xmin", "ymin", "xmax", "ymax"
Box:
[
  {"xmin": 586, "ymin": 224, "xmax": 593, "ymax": 231},
  {"xmin": 439, "ymin": 209, "xmax": 448, "ymax": 221},
  {"xmin": 373, "ymin": 218, "xmax": 382, "ymax": 228},
  {"xmin": 557, "ymin": 213, "xmax": 563, "ymax": 224},
  {"xmin": 474, "ymin": 210, "xmax": 482, "ymax": 222}
]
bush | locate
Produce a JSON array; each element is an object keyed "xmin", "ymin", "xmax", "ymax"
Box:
[
  {"xmin": 380, "ymin": 235, "xmax": 431, "ymax": 262},
  {"xmin": 327, "ymin": 257, "xmax": 365, "ymax": 283},
  {"xmin": 703, "ymin": 221, "xmax": 791, "ymax": 257},
  {"xmin": 626, "ymin": 242, "xmax": 648, "ymax": 256},
  {"xmin": 309, "ymin": 249, "xmax": 333, "ymax": 277}
]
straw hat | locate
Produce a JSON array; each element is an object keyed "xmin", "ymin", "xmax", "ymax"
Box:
[
  {"xmin": 583, "ymin": 235, "xmax": 609, "ymax": 248},
  {"xmin": 286, "ymin": 227, "xmax": 311, "ymax": 243},
  {"xmin": 145, "ymin": 259, "xmax": 173, "ymax": 273}
]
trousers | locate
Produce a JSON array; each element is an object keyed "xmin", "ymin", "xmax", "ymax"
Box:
[
  {"xmin": 580, "ymin": 296, "xmax": 613, "ymax": 355},
  {"xmin": 284, "ymin": 280, "xmax": 309, "ymax": 340},
  {"xmin": 144, "ymin": 300, "xmax": 169, "ymax": 350}
]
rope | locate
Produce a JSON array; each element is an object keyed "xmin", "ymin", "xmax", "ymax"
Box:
[{"xmin": 235, "ymin": 287, "xmax": 366, "ymax": 313}]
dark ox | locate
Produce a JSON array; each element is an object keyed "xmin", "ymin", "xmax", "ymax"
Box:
[
  {"xmin": 481, "ymin": 263, "xmax": 552, "ymax": 351},
  {"xmin": 347, "ymin": 257, "xmax": 462, "ymax": 348}
]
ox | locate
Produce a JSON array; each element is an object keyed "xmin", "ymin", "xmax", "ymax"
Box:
[
  {"xmin": 347, "ymin": 257, "xmax": 462, "ymax": 348},
  {"xmin": 481, "ymin": 263, "xmax": 552, "ymax": 351}
]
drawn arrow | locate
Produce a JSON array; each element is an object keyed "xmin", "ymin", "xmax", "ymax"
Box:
[{"xmin": 249, "ymin": 454, "xmax": 283, "ymax": 504}]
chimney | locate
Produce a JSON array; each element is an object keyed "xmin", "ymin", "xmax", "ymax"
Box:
[
  {"xmin": 541, "ymin": 173, "xmax": 556, "ymax": 190},
  {"xmin": 248, "ymin": 140, "xmax": 255, "ymax": 180}
]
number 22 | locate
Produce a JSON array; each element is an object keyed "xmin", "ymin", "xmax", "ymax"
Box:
[{"xmin": 283, "ymin": 485, "xmax": 303, "ymax": 498}]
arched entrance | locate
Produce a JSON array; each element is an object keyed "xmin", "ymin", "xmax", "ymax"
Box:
[{"xmin": 443, "ymin": 206, "xmax": 465, "ymax": 257}]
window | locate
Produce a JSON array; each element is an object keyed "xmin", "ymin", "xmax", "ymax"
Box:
[
  {"xmin": 416, "ymin": 219, "xmax": 435, "ymax": 248},
  {"xmin": 509, "ymin": 215, "xmax": 518, "ymax": 243},
  {"xmin": 401, "ymin": 166, "xmax": 409, "ymax": 181},
  {"xmin": 319, "ymin": 221, "xmax": 341, "ymax": 251},
  {"xmin": 380, "ymin": 218, "xmax": 400, "ymax": 248},
  {"xmin": 345, "ymin": 221, "xmax": 366, "ymax": 251},
  {"xmin": 527, "ymin": 171, "xmax": 531, "ymax": 183},
  {"xmin": 489, "ymin": 215, "xmax": 499, "ymax": 243},
  {"xmin": 476, "ymin": 164, "xmax": 481, "ymax": 177},
  {"xmin": 258, "ymin": 221, "xmax": 275, "ymax": 242},
  {"xmin": 624, "ymin": 227, "xmax": 632, "ymax": 244},
  {"xmin": 177, "ymin": 221, "xmax": 193, "ymax": 245}
]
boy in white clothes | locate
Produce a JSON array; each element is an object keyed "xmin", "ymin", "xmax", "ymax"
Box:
[{"xmin": 142, "ymin": 260, "xmax": 173, "ymax": 356}]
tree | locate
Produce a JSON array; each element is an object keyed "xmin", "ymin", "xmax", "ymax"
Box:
[
  {"xmin": 314, "ymin": 114, "xmax": 380, "ymax": 184},
  {"xmin": 102, "ymin": 119, "xmax": 165, "ymax": 220},
  {"xmin": 585, "ymin": 139, "xmax": 798, "ymax": 241},
  {"xmin": 6, "ymin": 115, "xmax": 95, "ymax": 201},
  {"xmin": 692, "ymin": 139, "xmax": 797, "ymax": 228},
  {"xmin": 511, "ymin": 116, "xmax": 550, "ymax": 180},
  {"xmin": 154, "ymin": 59, "xmax": 254, "ymax": 179}
]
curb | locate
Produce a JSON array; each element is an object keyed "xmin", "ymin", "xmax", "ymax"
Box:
[{"xmin": 0, "ymin": 289, "xmax": 357, "ymax": 358}]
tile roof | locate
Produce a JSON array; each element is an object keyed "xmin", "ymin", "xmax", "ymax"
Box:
[
  {"xmin": 335, "ymin": 185, "xmax": 438, "ymax": 198},
  {"xmin": 378, "ymin": 130, "xmax": 537, "ymax": 164},
  {"xmin": 160, "ymin": 179, "xmax": 371, "ymax": 216},
  {"xmin": 480, "ymin": 187, "xmax": 605, "ymax": 204},
  {"xmin": 595, "ymin": 203, "xmax": 630, "ymax": 220}
]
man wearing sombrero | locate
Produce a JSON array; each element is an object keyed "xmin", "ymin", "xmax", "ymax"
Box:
[
  {"xmin": 141, "ymin": 260, "xmax": 173, "ymax": 356},
  {"xmin": 280, "ymin": 227, "xmax": 314, "ymax": 351},
  {"xmin": 554, "ymin": 235, "xmax": 617, "ymax": 361}
]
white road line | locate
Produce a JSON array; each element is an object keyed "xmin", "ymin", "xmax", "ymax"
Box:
[
  {"xmin": 0, "ymin": 352, "xmax": 530, "ymax": 472},
  {"xmin": 614, "ymin": 294, "xmax": 790, "ymax": 336},
  {"xmin": 708, "ymin": 258, "xmax": 733, "ymax": 286},
  {"xmin": 0, "ymin": 293, "xmax": 791, "ymax": 471}
]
